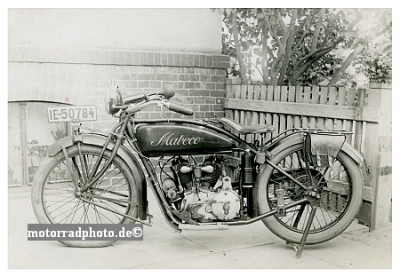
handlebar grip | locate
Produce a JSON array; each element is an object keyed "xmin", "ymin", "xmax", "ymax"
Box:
[
  {"xmin": 122, "ymin": 93, "xmax": 147, "ymax": 105},
  {"xmin": 165, "ymin": 102, "xmax": 194, "ymax": 116}
]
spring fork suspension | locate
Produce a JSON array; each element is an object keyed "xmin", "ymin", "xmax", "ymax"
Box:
[
  {"xmin": 77, "ymin": 142, "xmax": 88, "ymax": 184},
  {"xmin": 81, "ymin": 116, "xmax": 130, "ymax": 192},
  {"xmin": 61, "ymin": 144, "xmax": 80, "ymax": 193}
]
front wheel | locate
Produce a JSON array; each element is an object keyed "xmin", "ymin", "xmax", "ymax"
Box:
[
  {"xmin": 256, "ymin": 143, "xmax": 363, "ymax": 245},
  {"xmin": 31, "ymin": 144, "xmax": 138, "ymax": 247}
]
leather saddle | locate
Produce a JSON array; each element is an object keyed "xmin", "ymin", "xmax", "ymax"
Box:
[{"xmin": 219, "ymin": 117, "xmax": 274, "ymax": 135}]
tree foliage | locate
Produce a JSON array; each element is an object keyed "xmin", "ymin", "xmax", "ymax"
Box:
[{"xmin": 220, "ymin": 8, "xmax": 392, "ymax": 86}]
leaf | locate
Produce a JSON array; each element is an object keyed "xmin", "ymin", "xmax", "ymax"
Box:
[
  {"xmin": 220, "ymin": 7, "xmax": 391, "ymax": 85},
  {"xmin": 343, "ymin": 31, "xmax": 356, "ymax": 39}
]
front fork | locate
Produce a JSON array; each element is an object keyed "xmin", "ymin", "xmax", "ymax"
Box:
[
  {"xmin": 59, "ymin": 116, "xmax": 153, "ymax": 226},
  {"xmin": 64, "ymin": 116, "xmax": 130, "ymax": 195}
]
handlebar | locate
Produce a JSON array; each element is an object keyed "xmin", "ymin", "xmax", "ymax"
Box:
[
  {"xmin": 122, "ymin": 83, "xmax": 175, "ymax": 105},
  {"xmin": 122, "ymin": 93, "xmax": 147, "ymax": 104},
  {"xmin": 125, "ymin": 99, "xmax": 194, "ymax": 116},
  {"xmin": 164, "ymin": 102, "xmax": 194, "ymax": 116},
  {"xmin": 121, "ymin": 84, "xmax": 194, "ymax": 116}
]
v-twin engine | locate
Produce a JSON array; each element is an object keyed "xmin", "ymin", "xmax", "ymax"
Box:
[{"xmin": 161, "ymin": 155, "xmax": 241, "ymax": 222}]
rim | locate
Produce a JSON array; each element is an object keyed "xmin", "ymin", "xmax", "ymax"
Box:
[
  {"xmin": 42, "ymin": 150, "xmax": 132, "ymax": 224},
  {"xmin": 266, "ymin": 148, "xmax": 353, "ymax": 234}
]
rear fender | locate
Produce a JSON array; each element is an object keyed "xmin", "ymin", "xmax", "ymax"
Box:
[
  {"xmin": 47, "ymin": 133, "xmax": 148, "ymax": 220},
  {"xmin": 252, "ymin": 132, "xmax": 364, "ymax": 216},
  {"xmin": 264, "ymin": 132, "xmax": 364, "ymax": 166}
]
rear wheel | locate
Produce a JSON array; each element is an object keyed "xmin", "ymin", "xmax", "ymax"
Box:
[
  {"xmin": 31, "ymin": 144, "xmax": 138, "ymax": 247},
  {"xmin": 257, "ymin": 143, "xmax": 363, "ymax": 244}
]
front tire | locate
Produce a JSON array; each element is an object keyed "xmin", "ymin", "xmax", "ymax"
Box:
[
  {"xmin": 256, "ymin": 143, "xmax": 363, "ymax": 245},
  {"xmin": 31, "ymin": 144, "xmax": 138, "ymax": 247}
]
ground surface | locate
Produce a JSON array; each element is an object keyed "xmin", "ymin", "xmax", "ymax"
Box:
[{"xmin": 8, "ymin": 186, "xmax": 392, "ymax": 269}]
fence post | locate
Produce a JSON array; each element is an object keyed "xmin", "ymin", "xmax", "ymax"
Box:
[
  {"xmin": 359, "ymin": 83, "xmax": 392, "ymax": 230},
  {"xmin": 371, "ymin": 83, "xmax": 392, "ymax": 229},
  {"xmin": 226, "ymin": 78, "xmax": 242, "ymax": 95},
  {"xmin": 225, "ymin": 78, "xmax": 242, "ymax": 119}
]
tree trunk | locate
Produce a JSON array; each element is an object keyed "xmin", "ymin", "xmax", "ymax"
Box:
[
  {"xmin": 261, "ymin": 33, "xmax": 270, "ymax": 84},
  {"xmin": 277, "ymin": 9, "xmax": 298, "ymax": 85},
  {"xmin": 291, "ymin": 39, "xmax": 344, "ymax": 82},
  {"xmin": 310, "ymin": 9, "xmax": 326, "ymax": 52},
  {"xmin": 327, "ymin": 43, "xmax": 366, "ymax": 86},
  {"xmin": 231, "ymin": 10, "xmax": 248, "ymax": 84}
]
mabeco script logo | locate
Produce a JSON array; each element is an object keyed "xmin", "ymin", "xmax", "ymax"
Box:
[{"xmin": 151, "ymin": 132, "xmax": 201, "ymax": 146}]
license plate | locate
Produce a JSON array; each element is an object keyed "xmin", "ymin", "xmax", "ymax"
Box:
[{"xmin": 48, "ymin": 106, "xmax": 97, "ymax": 123}]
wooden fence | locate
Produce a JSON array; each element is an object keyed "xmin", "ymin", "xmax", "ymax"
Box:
[{"xmin": 224, "ymin": 78, "xmax": 392, "ymax": 230}]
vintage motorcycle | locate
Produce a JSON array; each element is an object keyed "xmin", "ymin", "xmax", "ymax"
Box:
[{"xmin": 31, "ymin": 84, "xmax": 364, "ymax": 257}]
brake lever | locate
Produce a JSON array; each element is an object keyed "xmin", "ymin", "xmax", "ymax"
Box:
[{"xmin": 157, "ymin": 101, "xmax": 170, "ymax": 122}]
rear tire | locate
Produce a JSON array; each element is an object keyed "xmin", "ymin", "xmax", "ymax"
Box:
[
  {"xmin": 256, "ymin": 143, "xmax": 363, "ymax": 244},
  {"xmin": 31, "ymin": 144, "xmax": 138, "ymax": 248}
]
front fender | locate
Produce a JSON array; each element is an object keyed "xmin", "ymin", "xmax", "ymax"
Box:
[
  {"xmin": 47, "ymin": 133, "xmax": 148, "ymax": 220},
  {"xmin": 265, "ymin": 132, "xmax": 364, "ymax": 166}
]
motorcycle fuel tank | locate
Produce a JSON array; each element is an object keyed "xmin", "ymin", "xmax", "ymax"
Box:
[{"xmin": 135, "ymin": 123, "xmax": 238, "ymax": 156}]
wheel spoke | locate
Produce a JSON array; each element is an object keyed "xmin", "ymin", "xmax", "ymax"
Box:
[
  {"xmin": 42, "ymin": 146, "xmax": 132, "ymax": 225},
  {"xmin": 266, "ymin": 146, "xmax": 354, "ymax": 234},
  {"xmin": 292, "ymin": 203, "xmax": 306, "ymax": 228}
]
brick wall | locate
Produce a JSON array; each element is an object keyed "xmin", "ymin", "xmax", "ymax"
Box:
[{"xmin": 9, "ymin": 47, "xmax": 230, "ymax": 130}]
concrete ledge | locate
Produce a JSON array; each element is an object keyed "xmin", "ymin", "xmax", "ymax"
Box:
[{"xmin": 9, "ymin": 46, "xmax": 230, "ymax": 69}]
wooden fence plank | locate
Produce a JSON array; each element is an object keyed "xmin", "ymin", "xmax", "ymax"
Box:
[
  {"xmin": 232, "ymin": 84, "xmax": 240, "ymax": 128},
  {"xmin": 273, "ymin": 86, "xmax": 281, "ymax": 101},
  {"xmin": 336, "ymin": 87, "xmax": 347, "ymax": 130},
  {"xmin": 287, "ymin": 86, "xmax": 296, "ymax": 129},
  {"xmin": 260, "ymin": 85, "xmax": 267, "ymax": 100},
  {"xmin": 240, "ymin": 85, "xmax": 247, "ymax": 99},
  {"xmin": 267, "ymin": 86, "xmax": 274, "ymax": 100},
  {"xmin": 280, "ymin": 86, "xmax": 288, "ymax": 102},
  {"xmin": 259, "ymin": 85, "xmax": 267, "ymax": 125},
  {"xmin": 248, "ymin": 85, "xmax": 254, "ymax": 100},
  {"xmin": 320, "ymin": 87, "xmax": 328, "ymax": 104},
  {"xmin": 252, "ymin": 86, "xmax": 262, "ymax": 142},
  {"xmin": 226, "ymin": 80, "xmax": 233, "ymax": 98},
  {"xmin": 279, "ymin": 87, "xmax": 288, "ymax": 133},
  {"xmin": 224, "ymin": 98, "xmax": 379, "ymax": 123},
  {"xmin": 272, "ymin": 86, "xmax": 280, "ymax": 136},
  {"xmin": 338, "ymin": 87, "xmax": 346, "ymax": 105},
  {"xmin": 317, "ymin": 87, "xmax": 328, "ymax": 129},
  {"xmin": 254, "ymin": 85, "xmax": 261, "ymax": 101},
  {"xmin": 309, "ymin": 87, "xmax": 319, "ymax": 128},
  {"xmin": 353, "ymin": 89, "xmax": 366, "ymax": 151},
  {"xmin": 325, "ymin": 87, "xmax": 336, "ymax": 129},
  {"xmin": 295, "ymin": 86, "xmax": 303, "ymax": 128},
  {"xmin": 240, "ymin": 84, "xmax": 247, "ymax": 141},
  {"xmin": 266, "ymin": 86, "xmax": 274, "ymax": 139},
  {"xmin": 223, "ymin": 81, "xmax": 389, "ymax": 231},
  {"xmin": 232, "ymin": 82, "xmax": 240, "ymax": 98},
  {"xmin": 346, "ymin": 88, "xmax": 357, "ymax": 106},
  {"xmin": 301, "ymin": 87, "xmax": 311, "ymax": 128},
  {"xmin": 225, "ymin": 83, "xmax": 375, "ymax": 149},
  {"xmin": 342, "ymin": 88, "xmax": 356, "ymax": 145}
]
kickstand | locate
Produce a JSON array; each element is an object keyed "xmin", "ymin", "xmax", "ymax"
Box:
[{"xmin": 289, "ymin": 206, "xmax": 317, "ymax": 259}]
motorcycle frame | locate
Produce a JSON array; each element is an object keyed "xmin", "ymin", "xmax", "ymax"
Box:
[
  {"xmin": 74, "ymin": 111, "xmax": 315, "ymax": 232},
  {"xmin": 41, "ymin": 94, "xmax": 365, "ymax": 257}
]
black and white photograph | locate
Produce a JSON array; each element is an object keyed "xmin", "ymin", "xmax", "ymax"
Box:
[{"xmin": 5, "ymin": 1, "xmax": 393, "ymax": 270}]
